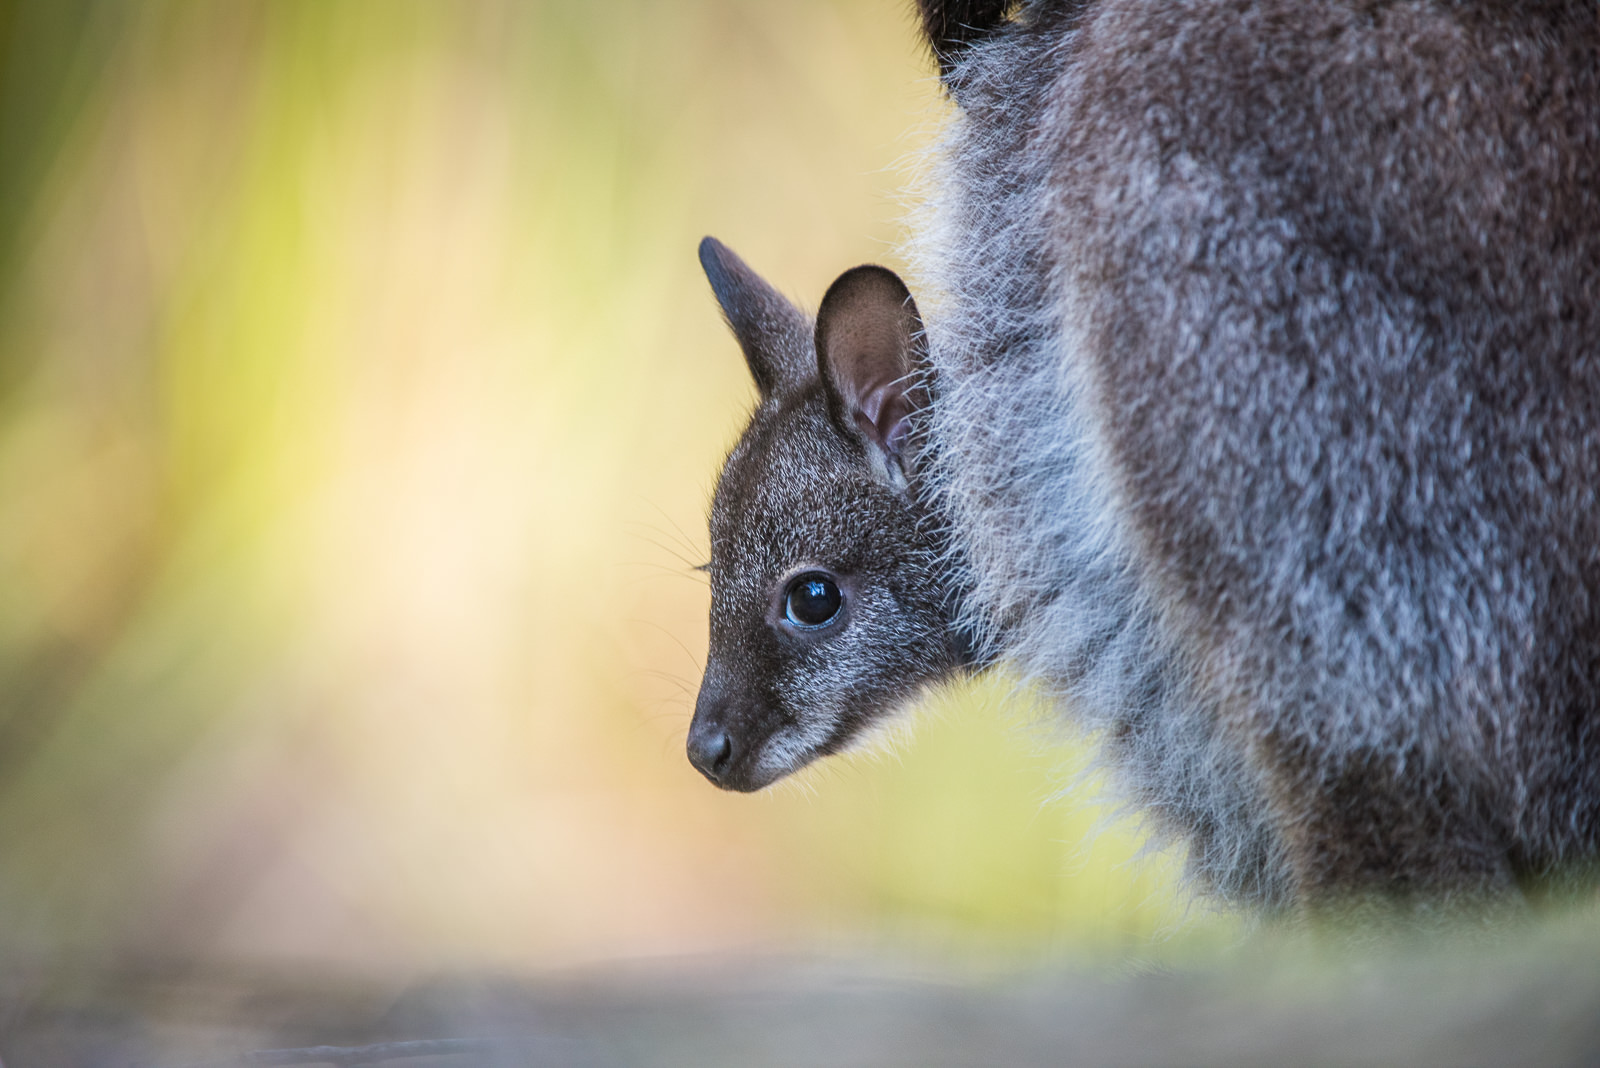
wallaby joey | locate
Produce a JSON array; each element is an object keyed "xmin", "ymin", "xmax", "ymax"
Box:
[
  {"xmin": 688, "ymin": 238, "xmax": 970, "ymax": 793},
  {"xmin": 691, "ymin": 0, "xmax": 1600, "ymax": 912}
]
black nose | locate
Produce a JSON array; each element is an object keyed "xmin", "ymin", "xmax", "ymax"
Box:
[{"xmin": 687, "ymin": 719, "xmax": 735, "ymax": 784}]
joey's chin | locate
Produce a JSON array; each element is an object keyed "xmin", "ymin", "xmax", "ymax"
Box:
[
  {"xmin": 704, "ymin": 761, "xmax": 789, "ymax": 793},
  {"xmin": 721, "ymin": 740, "xmax": 835, "ymax": 793},
  {"xmin": 691, "ymin": 746, "xmax": 803, "ymax": 793}
]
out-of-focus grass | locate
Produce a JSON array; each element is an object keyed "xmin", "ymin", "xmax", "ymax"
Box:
[{"xmin": 0, "ymin": 0, "xmax": 1219, "ymax": 976}]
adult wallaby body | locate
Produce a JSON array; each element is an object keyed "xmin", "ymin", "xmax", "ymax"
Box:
[{"xmin": 689, "ymin": 0, "xmax": 1600, "ymax": 912}]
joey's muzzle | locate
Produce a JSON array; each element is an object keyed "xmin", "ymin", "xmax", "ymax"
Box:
[
  {"xmin": 687, "ymin": 680, "xmax": 786, "ymax": 792},
  {"xmin": 685, "ymin": 714, "xmax": 735, "ymax": 786}
]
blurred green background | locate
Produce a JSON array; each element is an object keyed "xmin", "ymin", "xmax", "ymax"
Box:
[{"xmin": 0, "ymin": 0, "xmax": 1214, "ymax": 978}]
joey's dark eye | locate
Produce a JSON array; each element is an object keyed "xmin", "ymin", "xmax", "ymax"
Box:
[{"xmin": 784, "ymin": 572, "xmax": 843, "ymax": 628}]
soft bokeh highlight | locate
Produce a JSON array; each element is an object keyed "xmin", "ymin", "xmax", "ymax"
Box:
[{"xmin": 0, "ymin": 0, "xmax": 1217, "ymax": 975}]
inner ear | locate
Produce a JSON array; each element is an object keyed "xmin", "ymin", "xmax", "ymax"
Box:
[{"xmin": 814, "ymin": 265, "xmax": 927, "ymax": 472}]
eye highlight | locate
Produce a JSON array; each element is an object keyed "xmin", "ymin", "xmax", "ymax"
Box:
[{"xmin": 784, "ymin": 572, "xmax": 843, "ymax": 628}]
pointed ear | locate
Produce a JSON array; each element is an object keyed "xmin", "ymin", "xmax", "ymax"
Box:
[
  {"xmin": 699, "ymin": 237, "xmax": 813, "ymax": 398},
  {"xmin": 815, "ymin": 265, "xmax": 928, "ymax": 479}
]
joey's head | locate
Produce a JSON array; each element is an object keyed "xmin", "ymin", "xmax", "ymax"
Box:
[{"xmin": 687, "ymin": 237, "xmax": 969, "ymax": 792}]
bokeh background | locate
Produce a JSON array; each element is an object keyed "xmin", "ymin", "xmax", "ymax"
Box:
[{"xmin": 0, "ymin": 0, "xmax": 1220, "ymax": 982}]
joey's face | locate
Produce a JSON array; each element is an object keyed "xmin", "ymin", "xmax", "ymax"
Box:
[
  {"xmin": 688, "ymin": 396, "xmax": 960, "ymax": 791},
  {"xmin": 687, "ymin": 238, "xmax": 965, "ymax": 791}
]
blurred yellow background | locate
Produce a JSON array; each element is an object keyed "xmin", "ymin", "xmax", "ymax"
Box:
[{"xmin": 0, "ymin": 0, "xmax": 1212, "ymax": 977}]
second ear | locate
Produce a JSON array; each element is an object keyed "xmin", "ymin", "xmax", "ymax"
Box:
[{"xmin": 814, "ymin": 265, "xmax": 927, "ymax": 474}]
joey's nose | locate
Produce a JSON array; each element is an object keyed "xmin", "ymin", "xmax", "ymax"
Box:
[{"xmin": 686, "ymin": 718, "xmax": 736, "ymax": 785}]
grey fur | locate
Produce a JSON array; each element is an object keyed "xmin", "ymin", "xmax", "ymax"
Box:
[
  {"xmin": 689, "ymin": 239, "xmax": 965, "ymax": 794},
  {"xmin": 693, "ymin": 1, "xmax": 1600, "ymax": 912},
  {"xmin": 912, "ymin": 0, "xmax": 1600, "ymax": 907}
]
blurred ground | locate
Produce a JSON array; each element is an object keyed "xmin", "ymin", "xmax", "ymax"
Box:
[{"xmin": 5, "ymin": 907, "xmax": 1600, "ymax": 1067}]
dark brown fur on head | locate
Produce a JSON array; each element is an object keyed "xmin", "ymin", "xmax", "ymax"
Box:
[{"xmin": 687, "ymin": 238, "xmax": 968, "ymax": 791}]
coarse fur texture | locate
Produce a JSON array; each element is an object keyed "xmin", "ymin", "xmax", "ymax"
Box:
[
  {"xmin": 688, "ymin": 239, "xmax": 969, "ymax": 793},
  {"xmin": 908, "ymin": 0, "xmax": 1600, "ymax": 909},
  {"xmin": 691, "ymin": 0, "xmax": 1600, "ymax": 914}
]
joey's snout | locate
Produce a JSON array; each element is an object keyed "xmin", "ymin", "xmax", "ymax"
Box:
[
  {"xmin": 687, "ymin": 679, "xmax": 784, "ymax": 792},
  {"xmin": 685, "ymin": 713, "xmax": 735, "ymax": 785}
]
